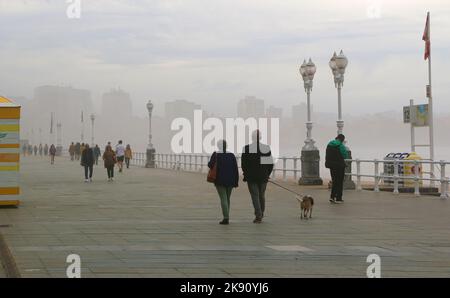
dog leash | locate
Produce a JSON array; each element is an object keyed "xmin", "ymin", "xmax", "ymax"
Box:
[{"xmin": 268, "ymin": 180, "xmax": 304, "ymax": 197}]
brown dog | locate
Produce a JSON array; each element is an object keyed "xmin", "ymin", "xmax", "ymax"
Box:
[{"xmin": 296, "ymin": 195, "xmax": 314, "ymax": 219}]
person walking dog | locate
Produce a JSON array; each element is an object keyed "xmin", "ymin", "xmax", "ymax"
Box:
[{"xmin": 241, "ymin": 130, "xmax": 274, "ymax": 224}]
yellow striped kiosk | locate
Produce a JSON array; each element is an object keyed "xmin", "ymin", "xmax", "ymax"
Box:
[{"xmin": 0, "ymin": 96, "xmax": 20, "ymax": 207}]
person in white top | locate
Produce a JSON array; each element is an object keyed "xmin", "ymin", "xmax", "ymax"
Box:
[{"xmin": 115, "ymin": 140, "xmax": 125, "ymax": 173}]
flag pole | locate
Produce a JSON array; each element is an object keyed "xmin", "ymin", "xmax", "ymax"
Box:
[{"xmin": 427, "ymin": 12, "xmax": 435, "ymax": 185}]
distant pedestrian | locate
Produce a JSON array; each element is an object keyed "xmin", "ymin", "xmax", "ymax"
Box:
[
  {"xmin": 325, "ymin": 134, "xmax": 348, "ymax": 204},
  {"xmin": 69, "ymin": 142, "xmax": 75, "ymax": 161},
  {"xmin": 93, "ymin": 145, "xmax": 101, "ymax": 165},
  {"xmin": 28, "ymin": 144, "xmax": 32, "ymax": 155},
  {"xmin": 125, "ymin": 144, "xmax": 132, "ymax": 169},
  {"xmin": 33, "ymin": 145, "xmax": 38, "ymax": 156},
  {"xmin": 49, "ymin": 144, "xmax": 57, "ymax": 164},
  {"xmin": 81, "ymin": 144, "xmax": 95, "ymax": 182},
  {"xmin": 207, "ymin": 140, "xmax": 239, "ymax": 225},
  {"xmin": 241, "ymin": 130, "xmax": 274, "ymax": 224},
  {"xmin": 22, "ymin": 143, "xmax": 27, "ymax": 156},
  {"xmin": 103, "ymin": 145, "xmax": 116, "ymax": 181},
  {"xmin": 75, "ymin": 142, "xmax": 81, "ymax": 160},
  {"xmin": 44, "ymin": 144, "xmax": 49, "ymax": 156},
  {"xmin": 115, "ymin": 140, "xmax": 125, "ymax": 173},
  {"xmin": 39, "ymin": 144, "xmax": 43, "ymax": 156}
]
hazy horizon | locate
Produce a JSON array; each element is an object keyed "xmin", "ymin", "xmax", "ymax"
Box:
[{"xmin": 1, "ymin": 0, "xmax": 450, "ymax": 119}]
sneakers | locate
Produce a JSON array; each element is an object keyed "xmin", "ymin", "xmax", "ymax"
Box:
[
  {"xmin": 219, "ymin": 219, "xmax": 229, "ymax": 225},
  {"xmin": 335, "ymin": 199, "xmax": 344, "ymax": 204},
  {"xmin": 329, "ymin": 197, "xmax": 336, "ymax": 203}
]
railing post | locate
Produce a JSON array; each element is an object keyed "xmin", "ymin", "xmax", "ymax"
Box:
[
  {"xmin": 440, "ymin": 161, "xmax": 447, "ymax": 199},
  {"xmin": 293, "ymin": 157, "xmax": 298, "ymax": 181},
  {"xmin": 374, "ymin": 159, "xmax": 380, "ymax": 192},
  {"xmin": 356, "ymin": 159, "xmax": 362, "ymax": 191},
  {"xmin": 282, "ymin": 157, "xmax": 287, "ymax": 181},
  {"xmin": 414, "ymin": 160, "xmax": 420, "ymax": 196},
  {"xmin": 183, "ymin": 155, "xmax": 187, "ymax": 170},
  {"xmin": 393, "ymin": 159, "xmax": 399, "ymax": 194}
]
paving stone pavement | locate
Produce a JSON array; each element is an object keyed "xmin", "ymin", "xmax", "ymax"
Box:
[{"xmin": 0, "ymin": 156, "xmax": 450, "ymax": 278}]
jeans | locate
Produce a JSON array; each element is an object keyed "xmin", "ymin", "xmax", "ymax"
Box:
[
  {"xmin": 125, "ymin": 157, "xmax": 130, "ymax": 168},
  {"xmin": 247, "ymin": 182, "xmax": 267, "ymax": 219},
  {"xmin": 330, "ymin": 167, "xmax": 345, "ymax": 200},
  {"xmin": 84, "ymin": 165, "xmax": 93, "ymax": 179},
  {"xmin": 215, "ymin": 185, "xmax": 232, "ymax": 220},
  {"xmin": 106, "ymin": 166, "xmax": 114, "ymax": 178}
]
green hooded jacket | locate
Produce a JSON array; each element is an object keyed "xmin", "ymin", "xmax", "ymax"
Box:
[{"xmin": 327, "ymin": 139, "xmax": 349, "ymax": 159}]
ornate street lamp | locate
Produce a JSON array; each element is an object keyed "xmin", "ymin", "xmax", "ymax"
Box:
[
  {"xmin": 298, "ymin": 58, "xmax": 323, "ymax": 186},
  {"xmin": 90, "ymin": 114, "xmax": 95, "ymax": 147},
  {"xmin": 329, "ymin": 50, "xmax": 348, "ymax": 135},
  {"xmin": 329, "ymin": 50, "xmax": 355, "ymax": 189},
  {"xmin": 146, "ymin": 100, "xmax": 156, "ymax": 168}
]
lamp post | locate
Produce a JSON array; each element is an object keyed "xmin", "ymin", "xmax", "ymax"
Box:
[
  {"xmin": 146, "ymin": 100, "xmax": 156, "ymax": 168},
  {"xmin": 56, "ymin": 122, "xmax": 62, "ymax": 156},
  {"xmin": 90, "ymin": 114, "xmax": 95, "ymax": 147},
  {"xmin": 329, "ymin": 50, "xmax": 355, "ymax": 189},
  {"xmin": 298, "ymin": 58, "xmax": 323, "ymax": 185}
]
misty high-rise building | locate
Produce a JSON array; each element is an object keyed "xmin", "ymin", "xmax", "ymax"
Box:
[
  {"xmin": 102, "ymin": 88, "xmax": 132, "ymax": 120},
  {"xmin": 237, "ymin": 96, "xmax": 265, "ymax": 119},
  {"xmin": 266, "ymin": 105, "xmax": 283, "ymax": 119},
  {"xmin": 29, "ymin": 85, "xmax": 93, "ymax": 144},
  {"xmin": 165, "ymin": 100, "xmax": 201, "ymax": 122}
]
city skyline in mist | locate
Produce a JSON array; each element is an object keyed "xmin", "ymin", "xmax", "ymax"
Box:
[{"xmin": 1, "ymin": 0, "xmax": 450, "ymax": 119}]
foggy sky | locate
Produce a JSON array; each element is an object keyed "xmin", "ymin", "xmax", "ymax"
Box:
[{"xmin": 1, "ymin": 0, "xmax": 450, "ymax": 118}]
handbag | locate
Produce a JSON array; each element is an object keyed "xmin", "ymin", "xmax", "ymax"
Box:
[{"xmin": 207, "ymin": 154, "xmax": 217, "ymax": 183}]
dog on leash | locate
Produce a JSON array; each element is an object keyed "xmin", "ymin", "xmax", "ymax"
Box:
[{"xmin": 295, "ymin": 195, "xmax": 314, "ymax": 219}]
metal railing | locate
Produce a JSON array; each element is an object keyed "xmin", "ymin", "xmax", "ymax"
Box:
[
  {"xmin": 130, "ymin": 152, "xmax": 301, "ymax": 181},
  {"xmin": 347, "ymin": 158, "xmax": 449, "ymax": 198}
]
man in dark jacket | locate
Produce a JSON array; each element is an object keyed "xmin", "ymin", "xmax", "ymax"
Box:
[
  {"xmin": 81, "ymin": 144, "xmax": 95, "ymax": 182},
  {"xmin": 241, "ymin": 130, "xmax": 274, "ymax": 223},
  {"xmin": 325, "ymin": 134, "xmax": 349, "ymax": 203}
]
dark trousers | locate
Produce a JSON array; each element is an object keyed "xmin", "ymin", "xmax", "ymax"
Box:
[
  {"xmin": 84, "ymin": 165, "xmax": 93, "ymax": 179},
  {"xmin": 330, "ymin": 167, "xmax": 345, "ymax": 200},
  {"xmin": 106, "ymin": 166, "xmax": 114, "ymax": 178},
  {"xmin": 125, "ymin": 157, "xmax": 130, "ymax": 168},
  {"xmin": 247, "ymin": 182, "xmax": 267, "ymax": 219}
]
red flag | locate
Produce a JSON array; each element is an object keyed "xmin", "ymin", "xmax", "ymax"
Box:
[{"xmin": 422, "ymin": 12, "xmax": 430, "ymax": 60}]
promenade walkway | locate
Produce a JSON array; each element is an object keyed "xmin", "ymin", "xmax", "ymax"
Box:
[{"xmin": 0, "ymin": 156, "xmax": 449, "ymax": 277}]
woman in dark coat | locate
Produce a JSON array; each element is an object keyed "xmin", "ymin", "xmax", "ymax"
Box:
[
  {"xmin": 81, "ymin": 144, "xmax": 95, "ymax": 182},
  {"xmin": 102, "ymin": 145, "xmax": 116, "ymax": 181},
  {"xmin": 207, "ymin": 140, "xmax": 239, "ymax": 225}
]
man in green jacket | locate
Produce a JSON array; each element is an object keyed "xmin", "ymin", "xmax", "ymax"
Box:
[{"xmin": 325, "ymin": 134, "xmax": 348, "ymax": 203}]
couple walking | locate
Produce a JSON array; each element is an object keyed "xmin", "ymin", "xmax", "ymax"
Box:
[{"xmin": 207, "ymin": 130, "xmax": 273, "ymax": 225}]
